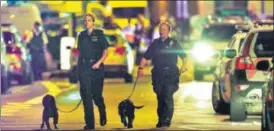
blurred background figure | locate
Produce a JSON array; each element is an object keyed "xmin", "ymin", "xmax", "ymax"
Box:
[
  {"xmin": 135, "ymin": 14, "xmax": 147, "ymax": 65},
  {"xmin": 249, "ymin": 4, "xmax": 259, "ymax": 20},
  {"xmin": 26, "ymin": 22, "xmax": 48, "ymax": 81},
  {"xmin": 152, "ymin": 15, "xmax": 168, "ymax": 40},
  {"xmin": 103, "ymin": 16, "xmax": 120, "ymax": 29},
  {"xmin": 122, "ymin": 18, "xmax": 136, "ymax": 48}
]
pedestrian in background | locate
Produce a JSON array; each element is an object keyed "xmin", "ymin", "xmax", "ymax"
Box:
[{"xmin": 26, "ymin": 22, "xmax": 48, "ymax": 81}]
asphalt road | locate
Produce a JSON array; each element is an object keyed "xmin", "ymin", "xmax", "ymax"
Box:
[{"xmin": 1, "ymin": 73, "xmax": 261, "ymax": 130}]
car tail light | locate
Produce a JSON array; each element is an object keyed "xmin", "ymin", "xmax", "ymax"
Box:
[
  {"xmin": 236, "ymin": 33, "xmax": 255, "ymax": 70},
  {"xmin": 115, "ymin": 46, "xmax": 126, "ymax": 55},
  {"xmin": 7, "ymin": 54, "xmax": 22, "ymax": 63},
  {"xmin": 269, "ymin": 95, "xmax": 273, "ymax": 101},
  {"xmin": 235, "ymin": 85, "xmax": 249, "ymax": 91},
  {"xmin": 72, "ymin": 48, "xmax": 79, "ymax": 56},
  {"xmin": 9, "ymin": 64, "xmax": 22, "ymax": 71},
  {"xmin": 7, "ymin": 46, "xmax": 22, "ymax": 55},
  {"xmin": 235, "ymin": 56, "xmax": 255, "ymax": 70}
]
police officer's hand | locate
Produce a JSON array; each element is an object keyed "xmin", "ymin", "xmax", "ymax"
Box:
[
  {"xmin": 137, "ymin": 68, "xmax": 144, "ymax": 77},
  {"xmin": 92, "ymin": 62, "xmax": 101, "ymax": 69}
]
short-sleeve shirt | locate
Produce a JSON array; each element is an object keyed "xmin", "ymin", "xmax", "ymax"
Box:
[
  {"xmin": 77, "ymin": 29, "xmax": 109, "ymax": 60},
  {"xmin": 144, "ymin": 37, "xmax": 186, "ymax": 68},
  {"xmin": 26, "ymin": 30, "xmax": 48, "ymax": 45}
]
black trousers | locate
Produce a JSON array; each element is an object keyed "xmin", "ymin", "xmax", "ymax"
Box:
[
  {"xmin": 152, "ymin": 67, "xmax": 180, "ymax": 125},
  {"xmin": 78, "ymin": 66, "xmax": 106, "ymax": 128},
  {"xmin": 30, "ymin": 51, "xmax": 46, "ymax": 81}
]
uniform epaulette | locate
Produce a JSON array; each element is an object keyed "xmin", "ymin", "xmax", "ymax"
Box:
[
  {"xmin": 79, "ymin": 31, "xmax": 84, "ymax": 36},
  {"xmin": 94, "ymin": 29, "xmax": 104, "ymax": 35}
]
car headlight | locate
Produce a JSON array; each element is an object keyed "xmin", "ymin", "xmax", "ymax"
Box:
[{"xmin": 191, "ymin": 42, "xmax": 215, "ymax": 63}]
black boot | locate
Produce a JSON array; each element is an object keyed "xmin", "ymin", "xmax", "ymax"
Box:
[
  {"xmin": 100, "ymin": 113, "xmax": 107, "ymax": 126},
  {"xmin": 156, "ymin": 122, "xmax": 163, "ymax": 128},
  {"xmin": 162, "ymin": 118, "xmax": 171, "ymax": 127},
  {"xmin": 84, "ymin": 125, "xmax": 95, "ymax": 130},
  {"xmin": 156, "ymin": 118, "xmax": 164, "ymax": 128}
]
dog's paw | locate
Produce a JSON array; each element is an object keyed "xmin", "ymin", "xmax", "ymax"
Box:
[{"xmin": 127, "ymin": 124, "xmax": 133, "ymax": 128}]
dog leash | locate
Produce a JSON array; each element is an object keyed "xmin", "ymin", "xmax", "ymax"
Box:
[
  {"xmin": 127, "ymin": 76, "xmax": 139, "ymax": 99},
  {"xmin": 58, "ymin": 75, "xmax": 141, "ymax": 112},
  {"xmin": 57, "ymin": 99, "xmax": 83, "ymax": 113}
]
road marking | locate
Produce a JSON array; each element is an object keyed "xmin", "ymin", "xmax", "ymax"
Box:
[
  {"xmin": 1, "ymin": 103, "xmax": 33, "ymax": 116},
  {"xmin": 25, "ymin": 81, "xmax": 62, "ymax": 105},
  {"xmin": 2, "ymin": 81, "xmax": 62, "ymax": 117}
]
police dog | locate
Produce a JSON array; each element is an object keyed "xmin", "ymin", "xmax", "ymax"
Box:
[
  {"xmin": 40, "ymin": 94, "xmax": 59, "ymax": 130},
  {"xmin": 118, "ymin": 99, "xmax": 144, "ymax": 128}
]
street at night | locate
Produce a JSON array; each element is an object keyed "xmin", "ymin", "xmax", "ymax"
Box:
[
  {"xmin": 1, "ymin": 0, "xmax": 273, "ymax": 130},
  {"xmin": 1, "ymin": 67, "xmax": 261, "ymax": 130}
]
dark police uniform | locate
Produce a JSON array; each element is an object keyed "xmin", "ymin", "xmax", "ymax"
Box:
[
  {"xmin": 77, "ymin": 29, "xmax": 109, "ymax": 129},
  {"xmin": 143, "ymin": 37, "xmax": 186, "ymax": 127},
  {"xmin": 28, "ymin": 31, "xmax": 47, "ymax": 81}
]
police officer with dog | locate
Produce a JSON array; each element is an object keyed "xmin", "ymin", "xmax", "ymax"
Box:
[
  {"xmin": 137, "ymin": 21, "xmax": 187, "ymax": 128},
  {"xmin": 77, "ymin": 13, "xmax": 109, "ymax": 130}
]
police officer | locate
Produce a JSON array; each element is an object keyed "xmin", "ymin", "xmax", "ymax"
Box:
[
  {"xmin": 26, "ymin": 22, "xmax": 48, "ymax": 81},
  {"xmin": 77, "ymin": 13, "xmax": 109, "ymax": 130},
  {"xmin": 137, "ymin": 21, "xmax": 187, "ymax": 128}
]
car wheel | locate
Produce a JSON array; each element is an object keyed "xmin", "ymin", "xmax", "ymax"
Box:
[
  {"xmin": 262, "ymin": 102, "xmax": 269, "ymax": 131},
  {"xmin": 124, "ymin": 73, "xmax": 133, "ymax": 83},
  {"xmin": 212, "ymin": 82, "xmax": 230, "ymax": 114},
  {"xmin": 1, "ymin": 75, "xmax": 10, "ymax": 94},
  {"xmin": 194, "ymin": 69, "xmax": 204, "ymax": 81},
  {"xmin": 230, "ymin": 99, "xmax": 247, "ymax": 121}
]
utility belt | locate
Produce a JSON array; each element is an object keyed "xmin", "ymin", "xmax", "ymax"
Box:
[
  {"xmin": 152, "ymin": 65, "xmax": 179, "ymax": 77},
  {"xmin": 151, "ymin": 65, "xmax": 180, "ymax": 85},
  {"xmin": 153, "ymin": 65, "xmax": 178, "ymax": 71},
  {"xmin": 78, "ymin": 57, "xmax": 103, "ymax": 69},
  {"xmin": 80, "ymin": 58, "xmax": 97, "ymax": 65}
]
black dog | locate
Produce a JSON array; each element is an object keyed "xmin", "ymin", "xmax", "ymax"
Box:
[
  {"xmin": 41, "ymin": 94, "xmax": 59, "ymax": 130},
  {"xmin": 118, "ymin": 99, "xmax": 144, "ymax": 128}
]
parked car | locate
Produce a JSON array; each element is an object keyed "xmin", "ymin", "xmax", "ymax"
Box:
[
  {"xmin": 69, "ymin": 29, "xmax": 135, "ymax": 83},
  {"xmin": 212, "ymin": 24, "xmax": 249, "ymax": 114},
  {"xmin": 1, "ymin": 23, "xmax": 33, "ymax": 85},
  {"xmin": 256, "ymin": 56, "xmax": 274, "ymax": 131},
  {"xmin": 211, "ymin": 20, "xmax": 274, "ymax": 121},
  {"xmin": 1, "ymin": 32, "xmax": 10, "ymax": 94}
]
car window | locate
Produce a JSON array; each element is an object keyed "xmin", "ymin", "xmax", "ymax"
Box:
[
  {"xmin": 105, "ymin": 35, "xmax": 118, "ymax": 46},
  {"xmin": 3, "ymin": 31, "xmax": 16, "ymax": 45},
  {"xmin": 201, "ymin": 24, "xmax": 238, "ymax": 41},
  {"xmin": 253, "ymin": 31, "xmax": 274, "ymax": 57},
  {"xmin": 91, "ymin": 8, "xmax": 105, "ymax": 21},
  {"xmin": 228, "ymin": 37, "xmax": 236, "ymax": 48},
  {"xmin": 112, "ymin": 7, "xmax": 145, "ymax": 18}
]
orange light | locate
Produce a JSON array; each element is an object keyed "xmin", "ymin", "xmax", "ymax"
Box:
[
  {"xmin": 72, "ymin": 48, "xmax": 79, "ymax": 56},
  {"xmin": 9, "ymin": 64, "xmax": 22, "ymax": 71},
  {"xmin": 269, "ymin": 95, "xmax": 273, "ymax": 101}
]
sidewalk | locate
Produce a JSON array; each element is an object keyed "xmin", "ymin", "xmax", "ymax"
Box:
[{"xmin": 1, "ymin": 82, "xmax": 47, "ymax": 105}]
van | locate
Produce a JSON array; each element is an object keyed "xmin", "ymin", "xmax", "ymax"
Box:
[{"xmin": 1, "ymin": 3, "xmax": 43, "ymax": 36}]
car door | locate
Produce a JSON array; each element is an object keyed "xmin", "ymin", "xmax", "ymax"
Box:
[
  {"xmin": 221, "ymin": 35, "xmax": 243, "ymax": 101},
  {"xmin": 218, "ymin": 36, "xmax": 236, "ymax": 80}
]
